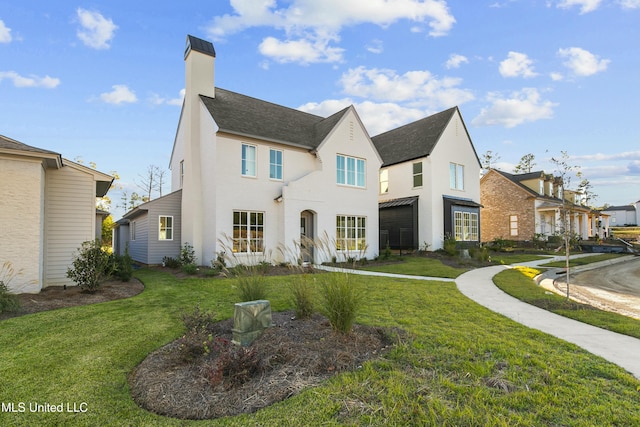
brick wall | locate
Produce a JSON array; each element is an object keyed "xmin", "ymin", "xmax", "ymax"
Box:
[{"xmin": 480, "ymin": 170, "xmax": 536, "ymax": 242}]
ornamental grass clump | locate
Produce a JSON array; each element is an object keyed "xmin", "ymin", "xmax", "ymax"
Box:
[
  {"xmin": 319, "ymin": 273, "xmax": 363, "ymax": 334},
  {"xmin": 0, "ymin": 261, "xmax": 20, "ymax": 313},
  {"xmin": 289, "ymin": 275, "xmax": 315, "ymax": 319}
]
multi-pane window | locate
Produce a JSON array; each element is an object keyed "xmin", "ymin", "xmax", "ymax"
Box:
[
  {"xmin": 510, "ymin": 215, "xmax": 518, "ymax": 236},
  {"xmin": 413, "ymin": 162, "xmax": 423, "ymax": 187},
  {"xmin": 233, "ymin": 210, "xmax": 264, "ymax": 253},
  {"xmin": 159, "ymin": 216, "xmax": 173, "ymax": 240},
  {"xmin": 379, "ymin": 169, "xmax": 389, "ymax": 194},
  {"xmin": 336, "ymin": 215, "xmax": 366, "ymax": 251},
  {"xmin": 454, "ymin": 210, "xmax": 478, "ymax": 241},
  {"xmin": 269, "ymin": 149, "xmax": 283, "ymax": 180},
  {"xmin": 449, "ymin": 163, "xmax": 464, "ymax": 190},
  {"xmin": 241, "ymin": 144, "xmax": 257, "ymax": 177},
  {"xmin": 336, "ymin": 155, "xmax": 365, "ymax": 187}
]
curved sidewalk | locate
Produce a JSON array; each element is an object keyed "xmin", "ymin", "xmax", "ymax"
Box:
[{"xmin": 456, "ymin": 264, "xmax": 640, "ymax": 380}]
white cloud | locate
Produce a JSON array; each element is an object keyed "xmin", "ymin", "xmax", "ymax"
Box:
[
  {"xmin": 555, "ymin": 0, "xmax": 602, "ymax": 13},
  {"xmin": 0, "ymin": 19, "xmax": 11, "ymax": 43},
  {"xmin": 76, "ymin": 8, "xmax": 117, "ymax": 49},
  {"xmin": 298, "ymin": 98, "xmax": 425, "ymax": 135},
  {"xmin": 366, "ymin": 39, "xmax": 384, "ymax": 54},
  {"xmin": 570, "ymin": 151, "xmax": 640, "ymax": 162},
  {"xmin": 208, "ymin": 0, "xmax": 455, "ymax": 64},
  {"xmin": 619, "ymin": 0, "xmax": 640, "ymax": 8},
  {"xmin": 558, "ymin": 47, "xmax": 609, "ymax": 76},
  {"xmin": 150, "ymin": 89, "xmax": 185, "ymax": 106},
  {"xmin": 339, "ymin": 66, "xmax": 474, "ymax": 110},
  {"xmin": 472, "ymin": 88, "xmax": 557, "ymax": 128},
  {"xmin": 100, "ymin": 85, "xmax": 137, "ymax": 104},
  {"xmin": 259, "ymin": 36, "xmax": 345, "ymax": 64},
  {"xmin": 550, "ymin": 72, "xmax": 564, "ymax": 81},
  {"xmin": 499, "ymin": 51, "xmax": 537, "ymax": 78},
  {"xmin": 0, "ymin": 71, "xmax": 60, "ymax": 88},
  {"xmin": 445, "ymin": 53, "xmax": 468, "ymax": 69}
]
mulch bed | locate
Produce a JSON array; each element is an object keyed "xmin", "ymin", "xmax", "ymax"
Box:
[{"xmin": 129, "ymin": 310, "xmax": 405, "ymax": 420}]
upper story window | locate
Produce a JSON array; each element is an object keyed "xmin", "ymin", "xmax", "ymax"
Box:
[
  {"xmin": 539, "ymin": 180, "xmax": 544, "ymax": 195},
  {"xmin": 179, "ymin": 160, "xmax": 184, "ymax": 187},
  {"xmin": 412, "ymin": 162, "xmax": 423, "ymax": 188},
  {"xmin": 130, "ymin": 221, "xmax": 136, "ymax": 241},
  {"xmin": 449, "ymin": 163, "xmax": 464, "ymax": 190},
  {"xmin": 159, "ymin": 216, "xmax": 173, "ymax": 240},
  {"xmin": 336, "ymin": 154, "xmax": 365, "ymax": 188},
  {"xmin": 380, "ymin": 169, "xmax": 389, "ymax": 194},
  {"xmin": 241, "ymin": 144, "xmax": 257, "ymax": 177},
  {"xmin": 269, "ymin": 148, "xmax": 283, "ymax": 180}
]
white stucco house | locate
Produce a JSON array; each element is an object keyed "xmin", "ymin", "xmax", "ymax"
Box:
[
  {"xmin": 372, "ymin": 108, "xmax": 482, "ymax": 251},
  {"xmin": 116, "ymin": 36, "xmax": 383, "ymax": 266},
  {"xmin": 0, "ymin": 135, "xmax": 113, "ymax": 293},
  {"xmin": 601, "ymin": 203, "xmax": 638, "ymax": 227}
]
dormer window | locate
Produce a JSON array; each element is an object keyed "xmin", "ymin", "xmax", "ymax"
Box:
[{"xmin": 539, "ymin": 180, "xmax": 544, "ymax": 195}]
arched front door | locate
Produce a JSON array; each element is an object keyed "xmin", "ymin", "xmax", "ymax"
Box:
[{"xmin": 300, "ymin": 210, "xmax": 315, "ymax": 263}]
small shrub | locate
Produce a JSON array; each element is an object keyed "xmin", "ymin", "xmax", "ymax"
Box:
[
  {"xmin": 289, "ymin": 276, "xmax": 315, "ymax": 319},
  {"xmin": 110, "ymin": 247, "xmax": 133, "ymax": 282},
  {"xmin": 319, "ymin": 274, "xmax": 363, "ymax": 334},
  {"xmin": 180, "ymin": 242, "xmax": 197, "ymax": 266},
  {"xmin": 66, "ymin": 239, "xmax": 110, "ymax": 292},
  {"xmin": 382, "ymin": 243, "xmax": 392, "ymax": 260},
  {"xmin": 469, "ymin": 246, "xmax": 490, "ymax": 262},
  {"xmin": 205, "ymin": 339, "xmax": 262, "ymax": 389},
  {"xmin": 177, "ymin": 306, "xmax": 218, "ymax": 362},
  {"xmin": 181, "ymin": 263, "xmax": 198, "ymax": 275},
  {"xmin": 162, "ymin": 256, "xmax": 181, "ymax": 268},
  {"xmin": 443, "ymin": 235, "xmax": 457, "ymax": 256},
  {"xmin": 0, "ymin": 262, "xmax": 21, "ymax": 313}
]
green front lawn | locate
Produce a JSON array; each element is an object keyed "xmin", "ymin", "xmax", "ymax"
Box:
[
  {"xmin": 360, "ymin": 255, "xmax": 468, "ymax": 278},
  {"xmin": 1, "ymin": 269, "xmax": 639, "ymax": 426},
  {"xmin": 541, "ymin": 253, "xmax": 627, "ymax": 268},
  {"xmin": 494, "ymin": 268, "xmax": 640, "ymax": 339}
]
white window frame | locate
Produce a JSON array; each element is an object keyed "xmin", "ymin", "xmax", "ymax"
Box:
[
  {"xmin": 159, "ymin": 215, "xmax": 173, "ymax": 241},
  {"xmin": 233, "ymin": 210, "xmax": 264, "ymax": 253},
  {"xmin": 412, "ymin": 161, "xmax": 423, "ymax": 188},
  {"xmin": 454, "ymin": 210, "xmax": 478, "ymax": 241},
  {"xmin": 179, "ymin": 160, "xmax": 184, "ymax": 188},
  {"xmin": 269, "ymin": 148, "xmax": 283, "ymax": 180},
  {"xmin": 510, "ymin": 215, "xmax": 518, "ymax": 237},
  {"xmin": 379, "ymin": 169, "xmax": 389, "ymax": 194},
  {"xmin": 336, "ymin": 215, "xmax": 367, "ymax": 251},
  {"xmin": 241, "ymin": 144, "xmax": 257, "ymax": 177},
  {"xmin": 449, "ymin": 163, "xmax": 464, "ymax": 190},
  {"xmin": 130, "ymin": 221, "xmax": 136, "ymax": 241},
  {"xmin": 336, "ymin": 154, "xmax": 366, "ymax": 188}
]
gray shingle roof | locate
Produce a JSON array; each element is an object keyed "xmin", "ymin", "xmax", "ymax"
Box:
[
  {"xmin": 200, "ymin": 88, "xmax": 350, "ymax": 150},
  {"xmin": 371, "ymin": 107, "xmax": 459, "ymax": 167},
  {"xmin": 0, "ymin": 134, "xmax": 62, "ymax": 168}
]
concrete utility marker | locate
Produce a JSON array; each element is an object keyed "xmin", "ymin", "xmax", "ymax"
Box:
[{"xmin": 316, "ymin": 257, "xmax": 640, "ymax": 380}]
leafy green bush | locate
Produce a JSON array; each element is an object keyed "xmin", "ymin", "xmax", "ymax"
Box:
[
  {"xmin": 443, "ymin": 234, "xmax": 457, "ymax": 256},
  {"xmin": 66, "ymin": 239, "xmax": 110, "ymax": 292},
  {"xmin": 181, "ymin": 263, "xmax": 198, "ymax": 275},
  {"xmin": 177, "ymin": 306, "xmax": 218, "ymax": 362},
  {"xmin": 319, "ymin": 274, "xmax": 363, "ymax": 334},
  {"xmin": 180, "ymin": 242, "xmax": 196, "ymax": 266},
  {"xmin": 162, "ymin": 256, "xmax": 181, "ymax": 268},
  {"xmin": 289, "ymin": 276, "xmax": 315, "ymax": 319},
  {"xmin": 108, "ymin": 247, "xmax": 133, "ymax": 282}
]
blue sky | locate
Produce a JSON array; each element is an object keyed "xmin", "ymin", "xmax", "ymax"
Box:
[{"xmin": 1, "ymin": 0, "xmax": 639, "ymax": 220}]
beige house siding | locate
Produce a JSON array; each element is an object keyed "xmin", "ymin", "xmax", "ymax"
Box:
[
  {"xmin": 44, "ymin": 164, "xmax": 97, "ymax": 287},
  {"xmin": 0, "ymin": 157, "xmax": 45, "ymax": 293},
  {"xmin": 480, "ymin": 170, "xmax": 536, "ymax": 242}
]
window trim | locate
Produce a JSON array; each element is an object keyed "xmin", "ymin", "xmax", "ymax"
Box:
[
  {"xmin": 336, "ymin": 214, "xmax": 367, "ymax": 251},
  {"xmin": 159, "ymin": 215, "xmax": 174, "ymax": 241},
  {"xmin": 453, "ymin": 210, "xmax": 478, "ymax": 242},
  {"xmin": 241, "ymin": 144, "xmax": 257, "ymax": 177},
  {"xmin": 412, "ymin": 161, "xmax": 423, "ymax": 188},
  {"xmin": 449, "ymin": 162, "xmax": 465, "ymax": 191},
  {"xmin": 269, "ymin": 148, "xmax": 283, "ymax": 181},
  {"xmin": 179, "ymin": 160, "xmax": 184, "ymax": 188},
  {"xmin": 379, "ymin": 169, "xmax": 389, "ymax": 194},
  {"xmin": 232, "ymin": 210, "xmax": 265, "ymax": 253},
  {"xmin": 336, "ymin": 154, "xmax": 366, "ymax": 188}
]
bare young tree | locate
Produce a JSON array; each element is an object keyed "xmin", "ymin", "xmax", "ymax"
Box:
[
  {"xmin": 481, "ymin": 150, "xmax": 501, "ymax": 170},
  {"xmin": 136, "ymin": 164, "xmax": 168, "ymax": 200},
  {"xmin": 514, "ymin": 153, "xmax": 536, "ymax": 173},
  {"xmin": 550, "ymin": 151, "xmax": 580, "ymax": 299}
]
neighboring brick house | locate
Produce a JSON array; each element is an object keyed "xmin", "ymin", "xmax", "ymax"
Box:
[
  {"xmin": 480, "ymin": 169, "xmax": 600, "ymax": 243},
  {"xmin": 0, "ymin": 135, "xmax": 113, "ymax": 293}
]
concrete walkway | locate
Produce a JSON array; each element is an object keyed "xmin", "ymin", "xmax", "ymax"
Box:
[{"xmin": 317, "ymin": 257, "xmax": 640, "ymax": 380}]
